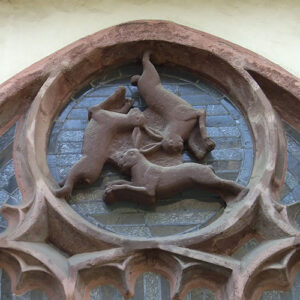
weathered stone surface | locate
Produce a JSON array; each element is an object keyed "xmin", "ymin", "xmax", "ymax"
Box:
[
  {"xmin": 1, "ymin": 20, "xmax": 300, "ymax": 300},
  {"xmin": 73, "ymin": 84, "xmax": 93, "ymax": 100},
  {"xmin": 47, "ymin": 63, "xmax": 251, "ymax": 239},
  {"xmin": 232, "ymin": 238, "xmax": 259, "ymax": 260}
]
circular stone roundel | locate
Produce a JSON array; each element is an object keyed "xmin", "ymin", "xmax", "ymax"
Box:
[
  {"xmin": 8, "ymin": 34, "xmax": 285, "ymax": 251},
  {"xmin": 3, "ymin": 21, "xmax": 291, "ymax": 252},
  {"xmin": 1, "ymin": 20, "xmax": 300, "ymax": 300},
  {"xmin": 47, "ymin": 64, "xmax": 253, "ymax": 238}
]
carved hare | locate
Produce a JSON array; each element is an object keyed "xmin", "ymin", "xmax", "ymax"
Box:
[
  {"xmin": 104, "ymin": 128, "xmax": 248, "ymax": 206},
  {"xmin": 54, "ymin": 87, "xmax": 146, "ymax": 198},
  {"xmin": 131, "ymin": 51, "xmax": 216, "ymax": 159}
]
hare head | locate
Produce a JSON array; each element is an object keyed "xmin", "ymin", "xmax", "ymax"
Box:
[
  {"xmin": 128, "ymin": 108, "xmax": 146, "ymax": 127},
  {"xmin": 161, "ymin": 133, "xmax": 184, "ymax": 154},
  {"xmin": 131, "ymin": 126, "xmax": 183, "ymax": 155},
  {"xmin": 118, "ymin": 149, "xmax": 141, "ymax": 169},
  {"xmin": 131, "ymin": 126, "xmax": 162, "ymax": 155}
]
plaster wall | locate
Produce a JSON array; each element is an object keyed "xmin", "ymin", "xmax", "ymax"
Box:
[{"xmin": 0, "ymin": 0, "xmax": 300, "ymax": 85}]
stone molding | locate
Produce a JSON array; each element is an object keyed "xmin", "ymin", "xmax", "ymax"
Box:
[{"xmin": 0, "ymin": 20, "xmax": 299, "ymax": 299}]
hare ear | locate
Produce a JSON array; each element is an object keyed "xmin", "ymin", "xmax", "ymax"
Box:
[
  {"xmin": 88, "ymin": 107, "xmax": 94, "ymax": 121},
  {"xmin": 132, "ymin": 127, "xmax": 142, "ymax": 148},
  {"xmin": 143, "ymin": 125, "xmax": 163, "ymax": 141},
  {"xmin": 140, "ymin": 142, "xmax": 161, "ymax": 154}
]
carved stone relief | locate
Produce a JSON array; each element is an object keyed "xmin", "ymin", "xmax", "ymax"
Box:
[
  {"xmin": 54, "ymin": 51, "xmax": 247, "ymax": 208},
  {"xmin": 47, "ymin": 62, "xmax": 253, "ymax": 239},
  {"xmin": 0, "ymin": 20, "xmax": 300, "ymax": 299}
]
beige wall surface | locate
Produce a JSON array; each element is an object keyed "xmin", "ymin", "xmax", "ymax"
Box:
[{"xmin": 0, "ymin": 0, "xmax": 299, "ymax": 85}]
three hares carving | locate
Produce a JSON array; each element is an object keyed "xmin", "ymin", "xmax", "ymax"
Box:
[
  {"xmin": 54, "ymin": 50, "xmax": 248, "ymax": 206},
  {"xmin": 54, "ymin": 87, "xmax": 145, "ymax": 198},
  {"xmin": 104, "ymin": 128, "xmax": 248, "ymax": 205},
  {"xmin": 130, "ymin": 51, "xmax": 215, "ymax": 159}
]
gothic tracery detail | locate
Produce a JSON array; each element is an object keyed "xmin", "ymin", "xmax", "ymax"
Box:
[{"xmin": 0, "ymin": 20, "xmax": 299, "ymax": 299}]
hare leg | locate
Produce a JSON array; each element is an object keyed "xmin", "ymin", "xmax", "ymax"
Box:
[
  {"xmin": 104, "ymin": 184, "xmax": 156, "ymax": 206},
  {"xmin": 192, "ymin": 165, "xmax": 248, "ymax": 203},
  {"xmin": 54, "ymin": 156, "xmax": 102, "ymax": 198}
]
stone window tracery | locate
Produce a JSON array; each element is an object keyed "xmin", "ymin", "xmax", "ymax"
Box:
[{"xmin": 0, "ymin": 20, "xmax": 300, "ymax": 299}]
